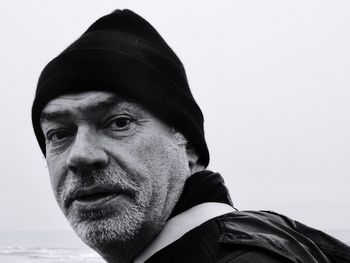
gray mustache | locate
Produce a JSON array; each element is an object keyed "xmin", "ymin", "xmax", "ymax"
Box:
[{"xmin": 57, "ymin": 167, "xmax": 140, "ymax": 209}]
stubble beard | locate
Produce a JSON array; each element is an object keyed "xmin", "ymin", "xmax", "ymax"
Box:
[{"xmin": 57, "ymin": 166, "xmax": 150, "ymax": 249}]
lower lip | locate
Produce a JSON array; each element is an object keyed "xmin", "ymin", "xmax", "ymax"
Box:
[{"xmin": 72, "ymin": 194, "xmax": 127, "ymax": 211}]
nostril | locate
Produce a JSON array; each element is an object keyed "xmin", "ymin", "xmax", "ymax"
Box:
[
  {"xmin": 67, "ymin": 165, "xmax": 78, "ymax": 174},
  {"xmin": 67, "ymin": 158, "xmax": 108, "ymax": 174},
  {"xmin": 91, "ymin": 162, "xmax": 107, "ymax": 170}
]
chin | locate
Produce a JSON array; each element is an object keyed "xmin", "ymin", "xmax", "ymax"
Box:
[{"xmin": 68, "ymin": 203, "xmax": 147, "ymax": 246}]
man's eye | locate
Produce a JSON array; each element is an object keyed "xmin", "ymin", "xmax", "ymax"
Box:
[
  {"xmin": 108, "ymin": 116, "xmax": 132, "ymax": 129},
  {"xmin": 47, "ymin": 130, "xmax": 71, "ymax": 142}
]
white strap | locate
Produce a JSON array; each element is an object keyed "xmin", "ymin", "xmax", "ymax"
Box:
[{"xmin": 134, "ymin": 202, "xmax": 234, "ymax": 263}]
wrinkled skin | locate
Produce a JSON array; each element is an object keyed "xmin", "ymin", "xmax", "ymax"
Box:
[{"xmin": 40, "ymin": 91, "xmax": 198, "ymax": 262}]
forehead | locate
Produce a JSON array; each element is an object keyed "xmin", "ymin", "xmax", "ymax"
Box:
[
  {"xmin": 44, "ymin": 91, "xmax": 120, "ymax": 110},
  {"xmin": 41, "ymin": 91, "xmax": 140, "ymax": 120}
]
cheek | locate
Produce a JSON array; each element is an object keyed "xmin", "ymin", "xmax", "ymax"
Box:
[
  {"xmin": 134, "ymin": 133, "xmax": 182, "ymax": 166},
  {"xmin": 46, "ymin": 154, "xmax": 68, "ymax": 196},
  {"xmin": 131, "ymin": 134, "xmax": 189, "ymax": 201},
  {"xmin": 111, "ymin": 132, "xmax": 171, "ymax": 171}
]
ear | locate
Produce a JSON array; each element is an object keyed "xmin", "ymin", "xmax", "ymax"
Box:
[{"xmin": 186, "ymin": 146, "xmax": 200, "ymax": 169}]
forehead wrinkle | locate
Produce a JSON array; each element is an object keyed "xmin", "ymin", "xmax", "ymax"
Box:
[{"xmin": 40, "ymin": 96, "xmax": 125, "ymax": 123}]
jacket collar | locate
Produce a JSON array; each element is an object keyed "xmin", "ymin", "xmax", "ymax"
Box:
[{"xmin": 169, "ymin": 170, "xmax": 234, "ymax": 218}]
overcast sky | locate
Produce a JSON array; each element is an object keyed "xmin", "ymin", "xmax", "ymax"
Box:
[{"xmin": 0, "ymin": 0, "xmax": 349, "ymax": 239}]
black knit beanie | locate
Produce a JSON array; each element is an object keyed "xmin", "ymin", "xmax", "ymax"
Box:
[{"xmin": 32, "ymin": 9, "xmax": 209, "ymax": 166}]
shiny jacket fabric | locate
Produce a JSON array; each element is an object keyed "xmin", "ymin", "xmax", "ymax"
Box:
[
  {"xmin": 146, "ymin": 210, "xmax": 350, "ymax": 262},
  {"xmin": 145, "ymin": 171, "xmax": 350, "ymax": 262}
]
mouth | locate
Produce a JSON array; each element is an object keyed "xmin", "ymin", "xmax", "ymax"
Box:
[
  {"xmin": 66, "ymin": 185, "xmax": 130, "ymax": 211},
  {"xmin": 76, "ymin": 192, "xmax": 113, "ymax": 201}
]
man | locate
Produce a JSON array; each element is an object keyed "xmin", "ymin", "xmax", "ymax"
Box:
[{"xmin": 32, "ymin": 9, "xmax": 350, "ymax": 263}]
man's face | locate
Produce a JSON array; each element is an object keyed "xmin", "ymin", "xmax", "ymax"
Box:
[{"xmin": 40, "ymin": 91, "xmax": 192, "ymax": 247}]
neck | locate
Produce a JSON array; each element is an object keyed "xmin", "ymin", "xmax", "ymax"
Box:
[
  {"xmin": 93, "ymin": 242, "xmax": 131, "ymax": 263},
  {"xmin": 170, "ymin": 170, "xmax": 233, "ymax": 218},
  {"xmin": 89, "ymin": 223, "xmax": 161, "ymax": 263}
]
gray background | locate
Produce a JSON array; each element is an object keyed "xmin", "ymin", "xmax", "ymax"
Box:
[{"xmin": 0, "ymin": 0, "xmax": 349, "ymax": 240}]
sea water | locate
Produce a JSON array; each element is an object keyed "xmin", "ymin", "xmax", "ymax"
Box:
[{"xmin": 0, "ymin": 231, "xmax": 104, "ymax": 263}]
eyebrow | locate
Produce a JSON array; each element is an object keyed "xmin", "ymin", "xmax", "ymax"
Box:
[{"xmin": 40, "ymin": 97, "xmax": 123, "ymax": 122}]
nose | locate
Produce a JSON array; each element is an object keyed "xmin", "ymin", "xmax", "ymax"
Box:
[{"xmin": 66, "ymin": 127, "xmax": 108, "ymax": 173}]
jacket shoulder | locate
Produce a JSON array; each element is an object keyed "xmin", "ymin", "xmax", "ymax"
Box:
[
  {"xmin": 218, "ymin": 249, "xmax": 291, "ymax": 263},
  {"xmin": 215, "ymin": 211, "xmax": 332, "ymax": 263}
]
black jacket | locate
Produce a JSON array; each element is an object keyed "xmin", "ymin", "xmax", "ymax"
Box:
[{"xmin": 146, "ymin": 171, "xmax": 350, "ymax": 263}]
